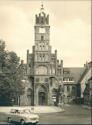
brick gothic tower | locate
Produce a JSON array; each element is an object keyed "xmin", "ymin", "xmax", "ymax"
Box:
[{"xmin": 27, "ymin": 5, "xmax": 63, "ymax": 106}]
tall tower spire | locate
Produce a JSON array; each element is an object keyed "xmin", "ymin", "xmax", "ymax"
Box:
[{"xmin": 34, "ymin": 5, "xmax": 50, "ymax": 63}]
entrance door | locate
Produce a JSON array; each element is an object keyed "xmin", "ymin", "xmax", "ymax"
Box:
[{"xmin": 39, "ymin": 92, "xmax": 46, "ymax": 105}]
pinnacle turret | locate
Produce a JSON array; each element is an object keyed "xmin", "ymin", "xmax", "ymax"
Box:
[{"xmin": 35, "ymin": 4, "xmax": 49, "ymax": 25}]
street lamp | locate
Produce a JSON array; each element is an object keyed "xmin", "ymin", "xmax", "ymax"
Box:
[{"xmin": 58, "ymin": 84, "xmax": 64, "ymax": 105}]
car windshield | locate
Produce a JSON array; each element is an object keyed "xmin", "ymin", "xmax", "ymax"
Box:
[{"xmin": 10, "ymin": 109, "xmax": 32, "ymax": 114}]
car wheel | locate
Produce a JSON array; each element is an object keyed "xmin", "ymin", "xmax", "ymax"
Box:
[
  {"xmin": 32, "ymin": 122, "xmax": 39, "ymax": 125},
  {"xmin": 20, "ymin": 119, "xmax": 25, "ymax": 125},
  {"xmin": 7, "ymin": 117, "xmax": 12, "ymax": 123}
]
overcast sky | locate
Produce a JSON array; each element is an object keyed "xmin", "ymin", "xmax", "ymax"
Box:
[{"xmin": 0, "ymin": 0, "xmax": 91, "ymax": 67}]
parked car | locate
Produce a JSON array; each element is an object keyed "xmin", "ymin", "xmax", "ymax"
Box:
[{"xmin": 7, "ymin": 108, "xmax": 39, "ymax": 125}]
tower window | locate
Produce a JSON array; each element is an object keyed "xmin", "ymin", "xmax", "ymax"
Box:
[
  {"xmin": 67, "ymin": 86, "xmax": 70, "ymax": 92},
  {"xmin": 39, "ymin": 28, "xmax": 45, "ymax": 33},
  {"xmin": 41, "ymin": 17, "xmax": 44, "ymax": 24},
  {"xmin": 41, "ymin": 36, "xmax": 44, "ymax": 41}
]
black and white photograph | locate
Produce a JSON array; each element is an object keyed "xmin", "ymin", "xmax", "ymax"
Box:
[{"xmin": 0, "ymin": 0, "xmax": 91, "ymax": 124}]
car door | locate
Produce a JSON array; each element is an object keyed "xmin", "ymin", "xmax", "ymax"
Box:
[
  {"xmin": 11, "ymin": 113, "xmax": 18, "ymax": 122},
  {"xmin": 9, "ymin": 111, "xmax": 20, "ymax": 123},
  {"xmin": 14, "ymin": 113, "xmax": 22, "ymax": 123}
]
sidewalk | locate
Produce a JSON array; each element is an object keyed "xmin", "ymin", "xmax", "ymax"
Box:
[
  {"xmin": 31, "ymin": 106, "xmax": 65, "ymax": 113},
  {"xmin": 82, "ymin": 105, "xmax": 92, "ymax": 110},
  {"xmin": 0, "ymin": 106, "xmax": 65, "ymax": 114}
]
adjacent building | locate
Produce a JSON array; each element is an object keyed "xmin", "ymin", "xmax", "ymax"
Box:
[
  {"xmin": 76, "ymin": 61, "xmax": 92, "ymax": 104},
  {"xmin": 63, "ymin": 67, "xmax": 84, "ymax": 103},
  {"xmin": 83, "ymin": 77, "xmax": 92, "ymax": 106}
]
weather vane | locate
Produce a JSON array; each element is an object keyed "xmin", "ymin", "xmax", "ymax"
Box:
[{"xmin": 40, "ymin": 3, "xmax": 44, "ymax": 11}]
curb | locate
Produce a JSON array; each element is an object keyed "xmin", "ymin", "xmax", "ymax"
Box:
[{"xmin": 33, "ymin": 109, "xmax": 65, "ymax": 114}]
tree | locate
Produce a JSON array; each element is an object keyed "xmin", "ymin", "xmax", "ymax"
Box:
[{"xmin": 0, "ymin": 40, "xmax": 24, "ymax": 105}]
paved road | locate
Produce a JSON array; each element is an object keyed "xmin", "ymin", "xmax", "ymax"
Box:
[
  {"xmin": 0, "ymin": 104, "xmax": 91, "ymax": 124},
  {"xmin": 39, "ymin": 104, "xmax": 91, "ymax": 124}
]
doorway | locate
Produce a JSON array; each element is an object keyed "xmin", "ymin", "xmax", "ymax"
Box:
[{"xmin": 38, "ymin": 92, "xmax": 47, "ymax": 105}]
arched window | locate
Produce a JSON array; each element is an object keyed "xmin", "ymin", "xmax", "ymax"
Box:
[{"xmin": 41, "ymin": 17, "xmax": 44, "ymax": 24}]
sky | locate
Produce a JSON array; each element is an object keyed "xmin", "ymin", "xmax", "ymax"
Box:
[{"xmin": 0, "ymin": 0, "xmax": 91, "ymax": 67}]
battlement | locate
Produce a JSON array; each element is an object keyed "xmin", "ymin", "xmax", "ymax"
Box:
[
  {"xmin": 35, "ymin": 12, "xmax": 49, "ymax": 25},
  {"xmin": 35, "ymin": 4, "xmax": 49, "ymax": 25}
]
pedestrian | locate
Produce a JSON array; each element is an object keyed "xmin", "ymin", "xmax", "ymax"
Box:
[{"xmin": 61, "ymin": 102, "xmax": 64, "ymax": 109}]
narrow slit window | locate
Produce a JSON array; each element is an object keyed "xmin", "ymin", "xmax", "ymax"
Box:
[{"xmin": 41, "ymin": 35, "xmax": 44, "ymax": 41}]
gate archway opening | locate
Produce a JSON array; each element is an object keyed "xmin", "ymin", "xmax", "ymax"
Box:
[
  {"xmin": 27, "ymin": 88, "xmax": 33, "ymax": 105},
  {"xmin": 38, "ymin": 86, "xmax": 47, "ymax": 105}
]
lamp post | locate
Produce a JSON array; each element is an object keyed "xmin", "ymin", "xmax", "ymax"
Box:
[{"xmin": 58, "ymin": 84, "xmax": 64, "ymax": 107}]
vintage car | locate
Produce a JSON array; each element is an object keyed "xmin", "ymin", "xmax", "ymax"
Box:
[{"xmin": 7, "ymin": 108, "xmax": 39, "ymax": 125}]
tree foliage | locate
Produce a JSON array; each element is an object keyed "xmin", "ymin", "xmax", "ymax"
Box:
[{"xmin": 0, "ymin": 40, "xmax": 24, "ymax": 105}]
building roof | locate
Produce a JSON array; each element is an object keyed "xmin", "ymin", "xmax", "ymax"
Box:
[
  {"xmin": 63, "ymin": 67, "xmax": 85, "ymax": 83},
  {"xmin": 77, "ymin": 61, "xmax": 92, "ymax": 83}
]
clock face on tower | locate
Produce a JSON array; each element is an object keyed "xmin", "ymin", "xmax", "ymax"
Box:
[{"xmin": 39, "ymin": 27, "xmax": 45, "ymax": 33}]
